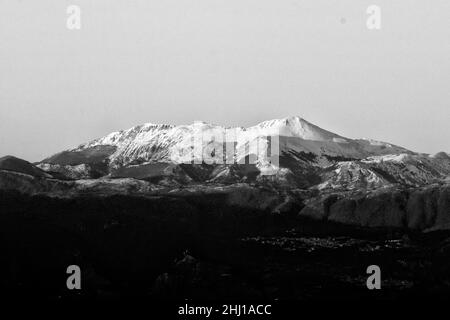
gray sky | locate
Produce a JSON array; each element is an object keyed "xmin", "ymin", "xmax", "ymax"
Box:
[{"xmin": 1, "ymin": 0, "xmax": 449, "ymax": 161}]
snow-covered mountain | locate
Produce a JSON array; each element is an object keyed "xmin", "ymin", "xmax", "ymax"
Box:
[
  {"xmin": 67, "ymin": 116, "xmax": 410, "ymax": 165},
  {"xmin": 40, "ymin": 116, "xmax": 407, "ymax": 166},
  {"xmin": 37, "ymin": 116, "xmax": 450, "ymax": 189}
]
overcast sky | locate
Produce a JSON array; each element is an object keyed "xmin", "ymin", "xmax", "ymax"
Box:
[{"xmin": 0, "ymin": 0, "xmax": 449, "ymax": 161}]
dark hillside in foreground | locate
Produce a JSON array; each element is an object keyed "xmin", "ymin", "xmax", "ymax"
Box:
[
  {"xmin": 0, "ymin": 155, "xmax": 51, "ymax": 178},
  {"xmin": 2, "ymin": 190, "xmax": 450, "ymax": 300}
]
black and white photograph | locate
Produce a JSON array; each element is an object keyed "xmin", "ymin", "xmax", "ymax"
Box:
[{"xmin": 0, "ymin": 0, "xmax": 449, "ymax": 315}]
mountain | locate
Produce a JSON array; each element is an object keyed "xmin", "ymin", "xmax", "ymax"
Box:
[
  {"xmin": 36, "ymin": 116, "xmax": 449, "ymax": 189},
  {"xmin": 43, "ymin": 116, "xmax": 410, "ymax": 166},
  {"xmin": 1, "ymin": 116, "xmax": 449, "ymax": 232}
]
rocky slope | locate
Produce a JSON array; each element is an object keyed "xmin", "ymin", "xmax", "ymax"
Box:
[{"xmin": 300, "ymin": 182, "xmax": 450, "ymax": 231}]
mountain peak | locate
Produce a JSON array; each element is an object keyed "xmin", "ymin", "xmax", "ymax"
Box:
[{"xmin": 253, "ymin": 116, "xmax": 346, "ymax": 142}]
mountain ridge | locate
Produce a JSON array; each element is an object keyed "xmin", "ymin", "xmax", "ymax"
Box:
[
  {"xmin": 32, "ymin": 116, "xmax": 449, "ymax": 189},
  {"xmin": 0, "ymin": 116, "xmax": 448, "ymax": 192},
  {"xmin": 42, "ymin": 116, "xmax": 412, "ymax": 164}
]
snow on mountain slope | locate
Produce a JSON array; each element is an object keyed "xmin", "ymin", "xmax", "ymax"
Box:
[
  {"xmin": 316, "ymin": 161, "xmax": 392, "ymax": 191},
  {"xmin": 362, "ymin": 153, "xmax": 450, "ymax": 186},
  {"xmin": 316, "ymin": 152, "xmax": 450, "ymax": 191},
  {"xmin": 36, "ymin": 116, "xmax": 449, "ymax": 189},
  {"xmin": 46, "ymin": 116, "xmax": 410, "ymax": 167}
]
